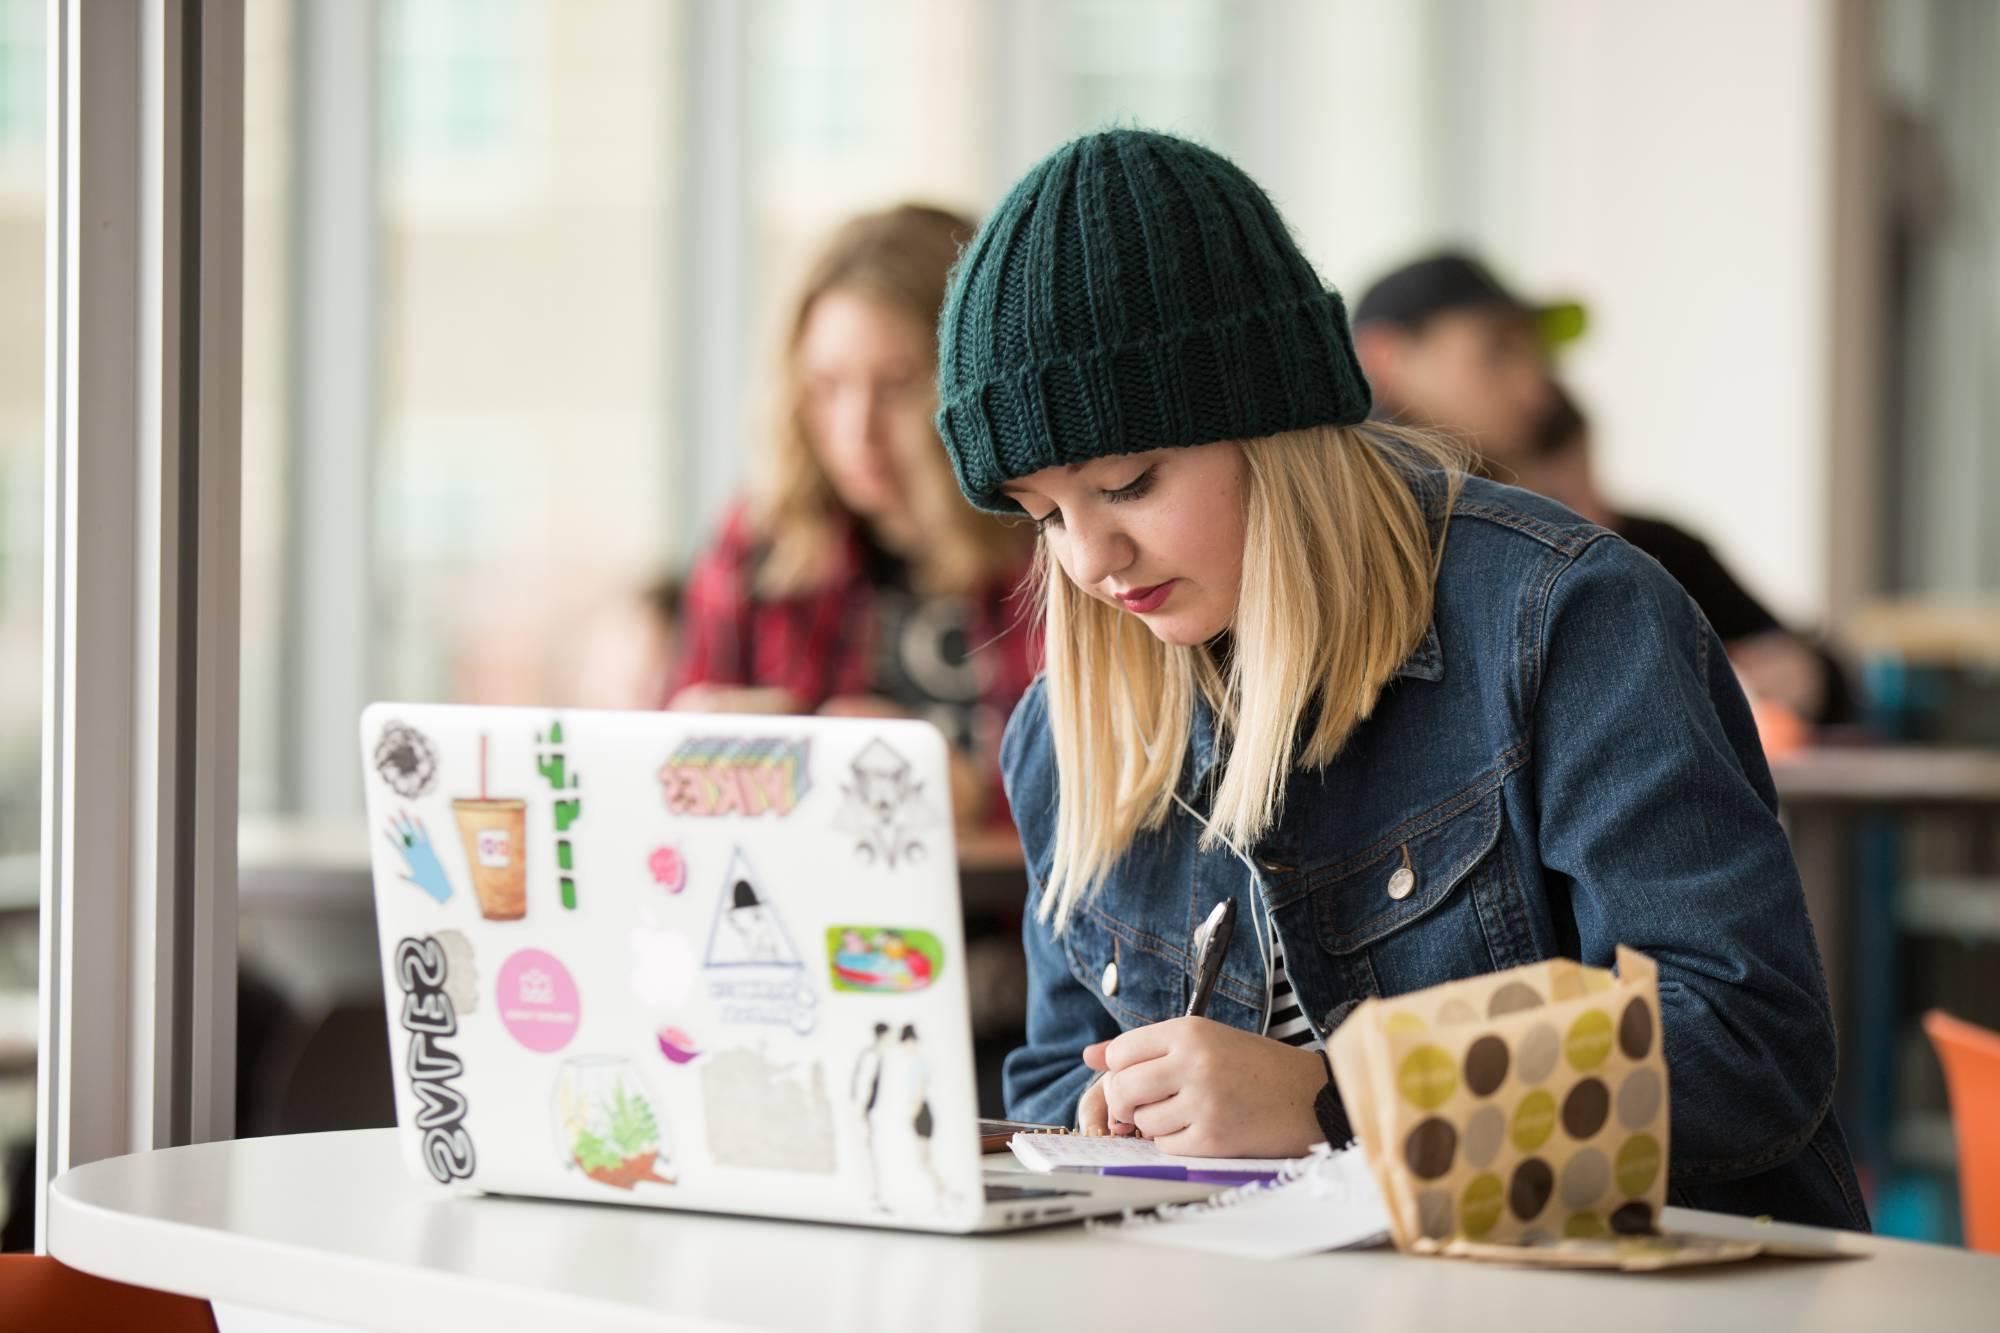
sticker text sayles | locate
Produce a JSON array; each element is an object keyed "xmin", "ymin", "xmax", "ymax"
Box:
[{"xmin": 395, "ymin": 935, "xmax": 477, "ymax": 1183}]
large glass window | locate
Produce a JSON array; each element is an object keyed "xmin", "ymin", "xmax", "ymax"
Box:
[
  {"xmin": 374, "ymin": 0, "xmax": 680, "ymax": 710},
  {"xmin": 0, "ymin": 0, "xmax": 42, "ymax": 861},
  {"xmin": 0, "ymin": 0, "xmax": 41, "ymax": 1247}
]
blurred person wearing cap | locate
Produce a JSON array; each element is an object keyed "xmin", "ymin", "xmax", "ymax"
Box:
[
  {"xmin": 1355, "ymin": 253, "xmax": 1848, "ymax": 735},
  {"xmin": 1350, "ymin": 252, "xmax": 1583, "ymax": 468}
]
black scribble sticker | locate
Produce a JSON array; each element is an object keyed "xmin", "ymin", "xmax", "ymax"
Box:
[{"xmin": 375, "ymin": 720, "xmax": 441, "ymax": 799}]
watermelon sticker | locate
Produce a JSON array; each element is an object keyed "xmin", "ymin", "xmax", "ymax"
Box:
[{"xmin": 826, "ymin": 927, "xmax": 944, "ymax": 994}]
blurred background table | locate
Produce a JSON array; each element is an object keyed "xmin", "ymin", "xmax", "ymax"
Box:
[{"xmin": 1771, "ymin": 743, "xmax": 2000, "ymax": 1241}]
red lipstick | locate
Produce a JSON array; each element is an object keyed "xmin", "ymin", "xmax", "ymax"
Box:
[{"xmin": 1115, "ymin": 580, "xmax": 1176, "ymax": 613}]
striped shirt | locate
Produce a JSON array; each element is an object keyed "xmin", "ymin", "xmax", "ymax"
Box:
[{"xmin": 1267, "ymin": 926, "xmax": 1321, "ymax": 1050}]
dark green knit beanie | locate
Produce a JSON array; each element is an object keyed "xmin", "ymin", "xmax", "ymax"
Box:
[{"xmin": 935, "ymin": 128, "xmax": 1372, "ymax": 514}]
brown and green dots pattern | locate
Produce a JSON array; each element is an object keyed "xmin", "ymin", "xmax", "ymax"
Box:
[{"xmin": 1337, "ymin": 947, "xmax": 1669, "ymax": 1251}]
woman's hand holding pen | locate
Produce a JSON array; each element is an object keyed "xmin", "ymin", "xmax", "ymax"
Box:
[{"xmin": 1079, "ymin": 1018, "xmax": 1327, "ymax": 1159}]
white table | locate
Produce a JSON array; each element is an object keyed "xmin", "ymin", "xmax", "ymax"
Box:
[{"xmin": 49, "ymin": 1129, "xmax": 1998, "ymax": 1333}]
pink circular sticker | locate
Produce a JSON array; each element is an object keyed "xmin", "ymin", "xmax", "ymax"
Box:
[{"xmin": 496, "ymin": 949, "xmax": 581, "ymax": 1053}]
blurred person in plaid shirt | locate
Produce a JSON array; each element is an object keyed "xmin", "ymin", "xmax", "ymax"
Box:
[{"xmin": 668, "ymin": 205, "xmax": 1038, "ymax": 828}]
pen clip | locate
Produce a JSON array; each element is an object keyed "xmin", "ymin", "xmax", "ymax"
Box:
[{"xmin": 1185, "ymin": 898, "xmax": 1237, "ymax": 1018}]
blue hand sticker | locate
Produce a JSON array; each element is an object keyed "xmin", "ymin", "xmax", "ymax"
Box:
[{"xmin": 387, "ymin": 810, "xmax": 454, "ymax": 904}]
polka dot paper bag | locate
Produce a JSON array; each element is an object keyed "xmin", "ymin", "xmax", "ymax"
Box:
[{"xmin": 1328, "ymin": 946, "xmax": 1667, "ymax": 1252}]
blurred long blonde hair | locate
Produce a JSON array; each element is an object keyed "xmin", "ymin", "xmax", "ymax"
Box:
[
  {"xmin": 752, "ymin": 204, "xmax": 1031, "ymax": 598},
  {"xmin": 1036, "ymin": 422, "xmax": 1466, "ymax": 933}
]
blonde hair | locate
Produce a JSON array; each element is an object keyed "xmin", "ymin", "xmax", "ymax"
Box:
[
  {"xmin": 751, "ymin": 204, "xmax": 1032, "ymax": 598},
  {"xmin": 1035, "ymin": 422, "xmax": 1467, "ymax": 933}
]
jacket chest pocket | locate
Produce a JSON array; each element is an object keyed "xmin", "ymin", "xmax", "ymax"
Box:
[
  {"xmin": 1061, "ymin": 906, "xmax": 1181, "ymax": 1029},
  {"xmin": 1308, "ymin": 785, "xmax": 1532, "ymax": 1002}
]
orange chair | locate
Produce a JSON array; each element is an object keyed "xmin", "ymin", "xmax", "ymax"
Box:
[
  {"xmin": 0, "ymin": 1254, "xmax": 215, "ymax": 1331},
  {"xmin": 1924, "ymin": 1009, "xmax": 2000, "ymax": 1253}
]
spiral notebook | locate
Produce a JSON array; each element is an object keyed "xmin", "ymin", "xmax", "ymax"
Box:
[
  {"xmin": 1007, "ymin": 1133, "xmax": 1296, "ymax": 1175},
  {"xmin": 1087, "ymin": 1143, "xmax": 1393, "ymax": 1260}
]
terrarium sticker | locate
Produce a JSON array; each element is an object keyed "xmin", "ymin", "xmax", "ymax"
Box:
[
  {"xmin": 374, "ymin": 720, "xmax": 440, "ymax": 799},
  {"xmin": 827, "ymin": 927, "xmax": 943, "ymax": 994},
  {"xmin": 394, "ymin": 934, "xmax": 476, "ymax": 1184},
  {"xmin": 555, "ymin": 1057, "xmax": 674, "ymax": 1190},
  {"xmin": 658, "ymin": 736, "xmax": 812, "ymax": 817},
  {"xmin": 385, "ymin": 809, "xmax": 456, "ymax": 905},
  {"xmin": 703, "ymin": 849, "xmax": 817, "ymax": 1034},
  {"xmin": 535, "ymin": 720, "xmax": 582, "ymax": 911},
  {"xmin": 454, "ymin": 735, "xmax": 528, "ymax": 922},
  {"xmin": 834, "ymin": 738, "xmax": 938, "ymax": 867},
  {"xmin": 497, "ymin": 948, "xmax": 581, "ymax": 1053}
]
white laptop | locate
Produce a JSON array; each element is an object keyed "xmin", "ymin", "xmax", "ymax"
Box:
[{"xmin": 359, "ymin": 702, "xmax": 1208, "ymax": 1232}]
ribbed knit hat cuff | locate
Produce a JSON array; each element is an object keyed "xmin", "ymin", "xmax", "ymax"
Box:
[{"xmin": 938, "ymin": 289, "xmax": 1372, "ymax": 514}]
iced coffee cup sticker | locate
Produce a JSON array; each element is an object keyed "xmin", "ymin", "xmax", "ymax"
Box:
[
  {"xmin": 477, "ymin": 828, "xmax": 512, "ymax": 868},
  {"xmin": 497, "ymin": 948, "xmax": 581, "ymax": 1053}
]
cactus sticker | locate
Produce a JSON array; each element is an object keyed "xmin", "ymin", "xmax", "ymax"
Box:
[{"xmin": 535, "ymin": 720, "xmax": 581, "ymax": 910}]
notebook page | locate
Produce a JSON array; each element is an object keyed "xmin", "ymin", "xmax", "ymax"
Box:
[
  {"xmin": 1092, "ymin": 1144, "xmax": 1392, "ymax": 1259},
  {"xmin": 1007, "ymin": 1134, "xmax": 1296, "ymax": 1174}
]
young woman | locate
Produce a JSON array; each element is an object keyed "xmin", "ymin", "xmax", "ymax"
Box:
[
  {"xmin": 933, "ymin": 129, "xmax": 1867, "ymax": 1229},
  {"xmin": 669, "ymin": 205, "xmax": 1037, "ymax": 825}
]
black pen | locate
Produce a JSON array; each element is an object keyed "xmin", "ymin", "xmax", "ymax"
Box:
[{"xmin": 1184, "ymin": 898, "xmax": 1237, "ymax": 1018}]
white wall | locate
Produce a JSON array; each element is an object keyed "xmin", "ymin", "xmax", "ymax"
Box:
[{"xmin": 1466, "ymin": 0, "xmax": 1838, "ymax": 627}]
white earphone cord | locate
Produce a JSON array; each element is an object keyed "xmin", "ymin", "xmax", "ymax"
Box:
[{"xmin": 1116, "ymin": 641, "xmax": 1277, "ymax": 1032}]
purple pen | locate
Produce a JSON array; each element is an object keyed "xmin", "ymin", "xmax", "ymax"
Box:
[{"xmin": 1100, "ymin": 1165, "xmax": 1280, "ymax": 1185}]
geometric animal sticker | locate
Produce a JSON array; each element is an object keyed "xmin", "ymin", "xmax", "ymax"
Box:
[
  {"xmin": 374, "ymin": 719, "xmax": 440, "ymax": 799},
  {"xmin": 827, "ymin": 927, "xmax": 943, "ymax": 994},
  {"xmin": 534, "ymin": 720, "xmax": 582, "ymax": 910},
  {"xmin": 384, "ymin": 809, "xmax": 456, "ymax": 904},
  {"xmin": 453, "ymin": 735, "xmax": 528, "ymax": 922},
  {"xmin": 554, "ymin": 1056, "xmax": 674, "ymax": 1190},
  {"xmin": 834, "ymin": 738, "xmax": 938, "ymax": 867},
  {"xmin": 700, "ymin": 1048, "xmax": 837, "ymax": 1173},
  {"xmin": 703, "ymin": 849, "xmax": 817, "ymax": 1034},
  {"xmin": 496, "ymin": 948, "xmax": 581, "ymax": 1054},
  {"xmin": 659, "ymin": 736, "xmax": 812, "ymax": 817}
]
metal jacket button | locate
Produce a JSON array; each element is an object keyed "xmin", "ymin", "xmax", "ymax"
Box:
[
  {"xmin": 1387, "ymin": 866, "xmax": 1416, "ymax": 901},
  {"xmin": 1102, "ymin": 961, "xmax": 1120, "ymax": 996}
]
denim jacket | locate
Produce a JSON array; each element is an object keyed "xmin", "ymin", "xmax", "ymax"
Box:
[{"xmin": 1000, "ymin": 476, "xmax": 1869, "ymax": 1231}]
